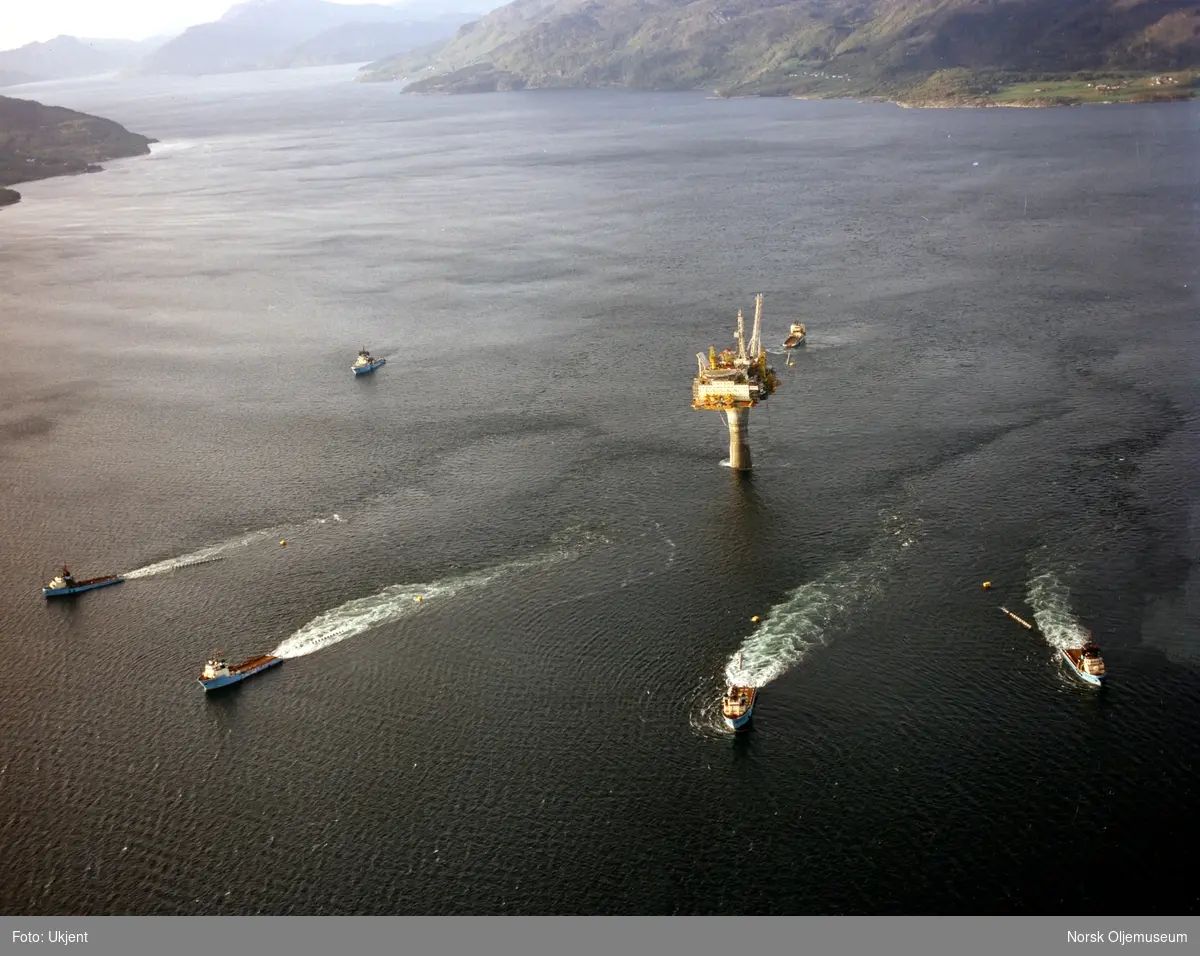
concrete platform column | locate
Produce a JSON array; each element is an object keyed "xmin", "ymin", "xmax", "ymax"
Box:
[{"xmin": 725, "ymin": 406, "xmax": 751, "ymax": 471}]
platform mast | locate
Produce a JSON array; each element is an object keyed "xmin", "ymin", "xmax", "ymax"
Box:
[{"xmin": 692, "ymin": 293, "xmax": 778, "ymax": 471}]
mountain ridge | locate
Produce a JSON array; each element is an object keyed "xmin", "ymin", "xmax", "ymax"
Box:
[
  {"xmin": 138, "ymin": 0, "xmax": 497, "ymax": 76},
  {"xmin": 0, "ymin": 0, "xmax": 499, "ymax": 82},
  {"xmin": 0, "ymin": 34, "xmax": 166, "ymax": 87},
  {"xmin": 359, "ymin": 0, "xmax": 1200, "ymax": 106}
]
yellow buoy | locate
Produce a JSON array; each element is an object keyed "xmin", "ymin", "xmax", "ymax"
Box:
[
  {"xmin": 414, "ymin": 595, "xmax": 423, "ymax": 602},
  {"xmin": 280, "ymin": 540, "xmax": 287, "ymax": 547},
  {"xmin": 751, "ymin": 615, "xmax": 760, "ymax": 623},
  {"xmin": 982, "ymin": 581, "xmax": 991, "ymax": 589}
]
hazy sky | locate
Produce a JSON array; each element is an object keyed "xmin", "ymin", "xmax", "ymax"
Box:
[{"xmin": 0, "ymin": 0, "xmax": 378, "ymax": 51}]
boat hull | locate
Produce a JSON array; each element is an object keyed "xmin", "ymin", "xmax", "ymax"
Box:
[
  {"xmin": 43, "ymin": 576, "xmax": 124, "ymax": 598},
  {"xmin": 724, "ymin": 708, "xmax": 753, "ymax": 731},
  {"xmin": 199, "ymin": 656, "xmax": 282, "ymax": 692},
  {"xmin": 783, "ymin": 335, "xmax": 806, "ymax": 349},
  {"xmin": 352, "ymin": 359, "xmax": 386, "ymax": 376},
  {"xmin": 1060, "ymin": 647, "xmax": 1105, "ymax": 686}
]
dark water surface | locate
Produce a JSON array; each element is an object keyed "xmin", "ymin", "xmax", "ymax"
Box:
[{"xmin": 1, "ymin": 65, "xmax": 1197, "ymax": 914}]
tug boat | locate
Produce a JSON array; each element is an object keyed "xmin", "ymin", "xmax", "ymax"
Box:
[
  {"xmin": 782, "ymin": 322, "xmax": 806, "ymax": 348},
  {"xmin": 198, "ymin": 653, "xmax": 282, "ymax": 691},
  {"xmin": 351, "ymin": 347, "xmax": 386, "ymax": 376},
  {"xmin": 1061, "ymin": 633, "xmax": 1107, "ymax": 687},
  {"xmin": 722, "ymin": 651, "xmax": 757, "ymax": 731},
  {"xmin": 43, "ymin": 566, "xmax": 124, "ymax": 598}
]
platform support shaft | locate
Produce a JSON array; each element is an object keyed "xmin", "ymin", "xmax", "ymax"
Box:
[{"xmin": 725, "ymin": 406, "xmax": 751, "ymax": 471}]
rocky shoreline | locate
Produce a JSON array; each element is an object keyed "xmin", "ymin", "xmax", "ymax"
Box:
[
  {"xmin": 392, "ymin": 71, "xmax": 1196, "ymax": 108},
  {"xmin": 1, "ymin": 94, "xmax": 155, "ymax": 209},
  {"xmin": 890, "ymin": 92, "xmax": 1195, "ymax": 109}
]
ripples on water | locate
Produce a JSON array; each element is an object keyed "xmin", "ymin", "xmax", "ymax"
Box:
[
  {"xmin": 0, "ymin": 70, "xmax": 1197, "ymax": 915},
  {"xmin": 273, "ymin": 528, "xmax": 597, "ymax": 659},
  {"xmin": 727, "ymin": 509, "xmax": 924, "ymax": 689},
  {"xmin": 124, "ymin": 514, "xmax": 346, "ymax": 579}
]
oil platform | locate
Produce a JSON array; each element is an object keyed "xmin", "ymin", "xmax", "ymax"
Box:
[{"xmin": 692, "ymin": 294, "xmax": 779, "ymax": 471}]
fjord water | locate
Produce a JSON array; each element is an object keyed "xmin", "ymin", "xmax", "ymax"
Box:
[{"xmin": 1, "ymin": 65, "xmax": 1197, "ymax": 914}]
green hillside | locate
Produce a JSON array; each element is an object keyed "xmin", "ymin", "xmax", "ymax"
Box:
[{"xmin": 359, "ymin": 0, "xmax": 1200, "ymax": 105}]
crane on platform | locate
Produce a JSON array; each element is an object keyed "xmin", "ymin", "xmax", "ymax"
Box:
[{"xmin": 692, "ymin": 294, "xmax": 779, "ymax": 471}]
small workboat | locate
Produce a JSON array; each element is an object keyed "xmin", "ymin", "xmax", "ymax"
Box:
[
  {"xmin": 352, "ymin": 347, "xmax": 386, "ymax": 376},
  {"xmin": 783, "ymin": 322, "xmax": 806, "ymax": 348},
  {"xmin": 198, "ymin": 652, "xmax": 282, "ymax": 691},
  {"xmin": 43, "ymin": 566, "xmax": 124, "ymax": 598},
  {"xmin": 1061, "ymin": 633, "xmax": 1106, "ymax": 687},
  {"xmin": 722, "ymin": 651, "xmax": 757, "ymax": 731}
]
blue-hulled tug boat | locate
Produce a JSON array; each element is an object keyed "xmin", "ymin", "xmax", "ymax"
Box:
[
  {"xmin": 43, "ymin": 566, "xmax": 124, "ymax": 598},
  {"xmin": 352, "ymin": 347, "xmax": 386, "ymax": 376}
]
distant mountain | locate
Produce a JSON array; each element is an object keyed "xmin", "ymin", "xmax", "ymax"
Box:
[
  {"xmin": 138, "ymin": 0, "xmax": 497, "ymax": 76},
  {"xmin": 0, "ymin": 94, "xmax": 155, "ymax": 206},
  {"xmin": 360, "ymin": 0, "xmax": 1200, "ymax": 105},
  {"xmin": 0, "ymin": 34, "xmax": 166, "ymax": 87},
  {"xmin": 0, "ymin": 70, "xmax": 36, "ymax": 88},
  {"xmin": 82, "ymin": 37, "xmax": 174, "ymax": 59},
  {"xmin": 269, "ymin": 16, "xmax": 475, "ymax": 69}
]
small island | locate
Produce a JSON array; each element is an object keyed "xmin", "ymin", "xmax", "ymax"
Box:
[
  {"xmin": 1, "ymin": 94, "xmax": 156, "ymax": 207},
  {"xmin": 359, "ymin": 0, "xmax": 1200, "ymax": 109}
]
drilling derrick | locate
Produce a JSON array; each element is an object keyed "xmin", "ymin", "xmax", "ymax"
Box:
[{"xmin": 692, "ymin": 293, "xmax": 779, "ymax": 470}]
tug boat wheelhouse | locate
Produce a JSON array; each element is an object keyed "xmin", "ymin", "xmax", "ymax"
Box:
[
  {"xmin": 782, "ymin": 323, "xmax": 806, "ymax": 348},
  {"xmin": 1061, "ymin": 633, "xmax": 1107, "ymax": 687},
  {"xmin": 352, "ymin": 347, "xmax": 386, "ymax": 376},
  {"xmin": 722, "ymin": 651, "xmax": 757, "ymax": 731}
]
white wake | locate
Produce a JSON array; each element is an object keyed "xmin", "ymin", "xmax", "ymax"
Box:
[
  {"xmin": 724, "ymin": 510, "xmax": 922, "ymax": 688},
  {"xmin": 147, "ymin": 140, "xmax": 201, "ymax": 156},
  {"xmin": 1026, "ymin": 568, "xmax": 1090, "ymax": 651},
  {"xmin": 272, "ymin": 539, "xmax": 587, "ymax": 659},
  {"xmin": 124, "ymin": 513, "xmax": 345, "ymax": 579}
]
